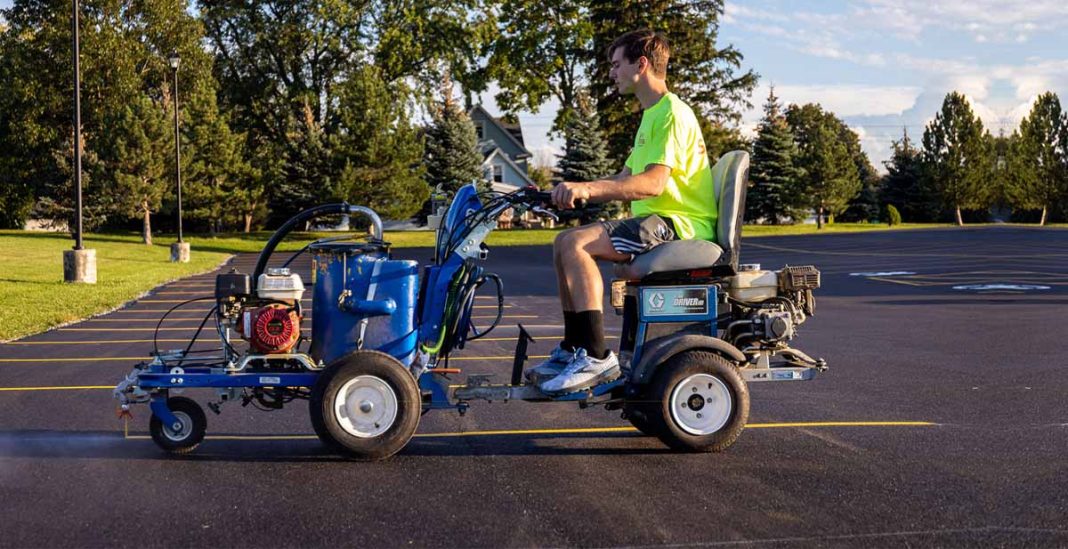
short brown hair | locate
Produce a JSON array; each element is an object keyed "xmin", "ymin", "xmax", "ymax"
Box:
[{"xmin": 607, "ymin": 29, "xmax": 670, "ymax": 78}]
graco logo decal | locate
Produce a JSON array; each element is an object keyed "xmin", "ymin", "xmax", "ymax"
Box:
[{"xmin": 644, "ymin": 288, "xmax": 709, "ymax": 316}]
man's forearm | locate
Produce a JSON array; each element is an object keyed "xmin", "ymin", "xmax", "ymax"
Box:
[{"xmin": 585, "ymin": 172, "xmax": 665, "ymax": 202}]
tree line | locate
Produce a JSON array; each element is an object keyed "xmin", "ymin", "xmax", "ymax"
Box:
[
  {"xmin": 747, "ymin": 89, "xmax": 1068, "ymax": 226},
  {"xmin": 0, "ymin": 0, "xmax": 756, "ymax": 240}
]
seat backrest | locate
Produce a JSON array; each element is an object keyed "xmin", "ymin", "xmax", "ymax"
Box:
[{"xmin": 711, "ymin": 150, "xmax": 750, "ymax": 271}]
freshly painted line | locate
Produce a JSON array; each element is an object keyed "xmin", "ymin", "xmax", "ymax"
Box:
[
  {"xmin": 745, "ymin": 421, "xmax": 935, "ymax": 428},
  {"xmin": 120, "ymin": 421, "xmax": 938, "ymax": 441}
]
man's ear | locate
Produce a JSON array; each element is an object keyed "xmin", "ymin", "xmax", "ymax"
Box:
[{"xmin": 638, "ymin": 56, "xmax": 649, "ymax": 75}]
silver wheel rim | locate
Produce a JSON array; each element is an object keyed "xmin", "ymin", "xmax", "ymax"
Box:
[
  {"xmin": 162, "ymin": 411, "xmax": 193, "ymax": 442},
  {"xmin": 334, "ymin": 375, "xmax": 398, "ymax": 438},
  {"xmin": 670, "ymin": 374, "xmax": 732, "ymax": 435}
]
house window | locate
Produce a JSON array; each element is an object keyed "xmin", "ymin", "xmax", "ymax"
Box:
[
  {"xmin": 493, "ymin": 165, "xmax": 503, "ymax": 183},
  {"xmin": 475, "ymin": 122, "xmax": 484, "ymax": 139}
]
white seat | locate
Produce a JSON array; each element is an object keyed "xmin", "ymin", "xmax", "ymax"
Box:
[{"xmin": 614, "ymin": 151, "xmax": 749, "ymax": 280}]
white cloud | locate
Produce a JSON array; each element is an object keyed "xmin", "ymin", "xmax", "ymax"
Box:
[{"xmin": 750, "ymin": 84, "xmax": 922, "ymax": 119}]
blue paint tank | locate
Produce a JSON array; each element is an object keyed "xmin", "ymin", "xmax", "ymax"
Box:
[{"xmin": 308, "ymin": 242, "xmax": 419, "ymax": 366}]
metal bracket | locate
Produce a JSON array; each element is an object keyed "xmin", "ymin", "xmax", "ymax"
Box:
[{"xmin": 510, "ymin": 324, "xmax": 536, "ymax": 386}]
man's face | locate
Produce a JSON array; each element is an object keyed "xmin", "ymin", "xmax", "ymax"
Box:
[{"xmin": 608, "ymin": 47, "xmax": 642, "ymax": 95}]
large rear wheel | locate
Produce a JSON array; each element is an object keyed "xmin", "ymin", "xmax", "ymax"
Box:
[
  {"xmin": 646, "ymin": 350, "xmax": 749, "ymax": 452},
  {"xmin": 310, "ymin": 351, "xmax": 421, "ymax": 461}
]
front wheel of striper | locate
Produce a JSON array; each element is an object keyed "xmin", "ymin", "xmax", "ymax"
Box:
[
  {"xmin": 149, "ymin": 396, "xmax": 207, "ymax": 455},
  {"xmin": 647, "ymin": 350, "xmax": 749, "ymax": 452},
  {"xmin": 310, "ymin": 351, "xmax": 421, "ymax": 461}
]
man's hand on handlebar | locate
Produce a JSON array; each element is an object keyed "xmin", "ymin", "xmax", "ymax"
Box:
[{"xmin": 551, "ymin": 182, "xmax": 591, "ymax": 210}]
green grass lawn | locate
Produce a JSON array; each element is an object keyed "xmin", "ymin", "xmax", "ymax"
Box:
[{"xmin": 0, "ymin": 231, "xmax": 231, "ymax": 341}]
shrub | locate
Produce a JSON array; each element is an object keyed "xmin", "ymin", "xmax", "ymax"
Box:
[{"xmin": 886, "ymin": 204, "xmax": 902, "ymax": 226}]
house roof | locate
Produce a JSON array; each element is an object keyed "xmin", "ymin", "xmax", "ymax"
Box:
[
  {"xmin": 469, "ymin": 104, "xmax": 532, "ymax": 160},
  {"xmin": 483, "ymin": 146, "xmax": 536, "ymax": 188}
]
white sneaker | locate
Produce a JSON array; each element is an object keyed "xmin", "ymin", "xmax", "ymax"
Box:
[
  {"xmin": 539, "ymin": 348, "xmax": 621, "ymax": 394},
  {"xmin": 523, "ymin": 344, "xmax": 575, "ymax": 384}
]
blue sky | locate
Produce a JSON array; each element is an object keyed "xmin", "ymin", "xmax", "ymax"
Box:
[{"xmin": 8, "ymin": 0, "xmax": 1066, "ymax": 170}]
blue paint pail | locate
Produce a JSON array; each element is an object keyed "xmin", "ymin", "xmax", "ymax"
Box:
[{"xmin": 308, "ymin": 242, "xmax": 419, "ymax": 366}]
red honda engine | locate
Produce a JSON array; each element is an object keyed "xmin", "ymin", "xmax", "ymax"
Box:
[{"xmin": 240, "ymin": 304, "xmax": 301, "ymax": 354}]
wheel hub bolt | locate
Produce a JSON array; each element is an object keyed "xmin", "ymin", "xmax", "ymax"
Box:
[{"xmin": 360, "ymin": 401, "xmax": 374, "ymax": 413}]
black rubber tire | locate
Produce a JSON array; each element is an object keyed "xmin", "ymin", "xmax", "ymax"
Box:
[
  {"xmin": 309, "ymin": 351, "xmax": 421, "ymax": 461},
  {"xmin": 646, "ymin": 350, "xmax": 749, "ymax": 452},
  {"xmin": 149, "ymin": 396, "xmax": 207, "ymax": 455},
  {"xmin": 625, "ymin": 409, "xmax": 662, "ymax": 437},
  {"xmin": 623, "ymin": 394, "xmax": 662, "ymax": 437}
]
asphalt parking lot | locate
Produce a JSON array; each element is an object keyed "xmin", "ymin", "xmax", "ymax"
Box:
[{"xmin": 1, "ymin": 226, "xmax": 1067, "ymax": 547}]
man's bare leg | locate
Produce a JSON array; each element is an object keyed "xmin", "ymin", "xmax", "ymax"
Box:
[{"xmin": 555, "ymin": 224, "xmax": 630, "ymax": 312}]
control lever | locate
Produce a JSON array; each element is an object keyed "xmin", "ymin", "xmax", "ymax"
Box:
[{"xmin": 531, "ymin": 205, "xmax": 558, "ymax": 222}]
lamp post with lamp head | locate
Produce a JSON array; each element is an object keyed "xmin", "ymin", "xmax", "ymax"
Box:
[{"xmin": 168, "ymin": 50, "xmax": 190, "ymax": 263}]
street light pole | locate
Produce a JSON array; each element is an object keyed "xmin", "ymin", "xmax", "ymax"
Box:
[
  {"xmin": 63, "ymin": 0, "xmax": 96, "ymax": 283},
  {"xmin": 73, "ymin": 0, "xmax": 82, "ymax": 251},
  {"xmin": 168, "ymin": 51, "xmax": 189, "ymax": 263}
]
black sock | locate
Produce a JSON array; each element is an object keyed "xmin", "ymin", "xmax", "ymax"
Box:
[
  {"xmin": 574, "ymin": 310, "xmax": 608, "ymax": 359},
  {"xmin": 562, "ymin": 311, "xmax": 579, "ymax": 352}
]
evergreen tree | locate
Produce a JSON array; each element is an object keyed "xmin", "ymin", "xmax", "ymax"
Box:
[
  {"xmin": 746, "ymin": 87, "xmax": 803, "ymax": 224},
  {"xmin": 785, "ymin": 104, "xmax": 860, "ymax": 228},
  {"xmin": 1012, "ymin": 92, "xmax": 1067, "ymax": 225},
  {"xmin": 556, "ymin": 92, "xmax": 620, "ymax": 223},
  {"xmin": 921, "ymin": 92, "xmax": 992, "ymax": 226},
  {"xmin": 880, "ymin": 128, "xmax": 938, "ymax": 222},
  {"xmin": 104, "ymin": 95, "xmax": 171, "ymax": 245},
  {"xmin": 183, "ymin": 93, "xmax": 261, "ymax": 233},
  {"xmin": 424, "ymin": 82, "xmax": 485, "ymax": 197},
  {"xmin": 588, "ymin": 0, "xmax": 758, "ymax": 164}
]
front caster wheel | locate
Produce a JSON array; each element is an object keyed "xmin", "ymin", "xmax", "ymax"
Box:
[
  {"xmin": 149, "ymin": 396, "xmax": 207, "ymax": 455},
  {"xmin": 310, "ymin": 351, "xmax": 421, "ymax": 461},
  {"xmin": 647, "ymin": 351, "xmax": 749, "ymax": 452}
]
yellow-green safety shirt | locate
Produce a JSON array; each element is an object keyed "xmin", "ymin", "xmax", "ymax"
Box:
[{"xmin": 625, "ymin": 92, "xmax": 717, "ymax": 241}]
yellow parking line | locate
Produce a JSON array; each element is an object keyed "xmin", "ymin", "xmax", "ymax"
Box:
[
  {"xmin": 746, "ymin": 421, "xmax": 935, "ymax": 428},
  {"xmin": 0, "ymin": 385, "xmax": 113, "ymax": 392},
  {"xmin": 0, "ymin": 357, "xmax": 147, "ymax": 362},
  {"xmin": 6, "ymin": 339, "xmax": 192, "ymax": 345},
  {"xmin": 0, "ymin": 355, "xmax": 548, "ymax": 364},
  {"xmin": 4, "ymin": 335, "xmax": 585, "ymax": 343},
  {"xmin": 121, "ymin": 421, "xmax": 937, "ymax": 441},
  {"xmin": 61, "ymin": 327, "xmax": 294, "ymax": 332}
]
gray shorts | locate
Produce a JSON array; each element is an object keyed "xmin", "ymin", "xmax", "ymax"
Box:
[{"xmin": 600, "ymin": 215, "xmax": 677, "ymax": 258}]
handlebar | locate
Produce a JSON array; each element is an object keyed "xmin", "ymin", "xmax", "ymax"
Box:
[{"xmin": 514, "ymin": 188, "xmax": 587, "ymax": 209}]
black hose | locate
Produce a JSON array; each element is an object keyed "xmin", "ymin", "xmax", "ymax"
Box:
[
  {"xmin": 153, "ymin": 297, "xmax": 216, "ymax": 357},
  {"xmin": 252, "ymin": 203, "xmax": 353, "ymax": 288}
]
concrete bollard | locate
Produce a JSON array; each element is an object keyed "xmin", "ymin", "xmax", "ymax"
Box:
[
  {"xmin": 170, "ymin": 242, "xmax": 191, "ymax": 263},
  {"xmin": 63, "ymin": 249, "xmax": 97, "ymax": 284}
]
